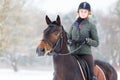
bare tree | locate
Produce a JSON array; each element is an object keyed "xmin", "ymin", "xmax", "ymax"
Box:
[
  {"xmin": 0, "ymin": 0, "xmax": 26, "ymax": 71},
  {"xmin": 114, "ymin": 0, "xmax": 120, "ymax": 18},
  {"xmin": 94, "ymin": 9, "xmax": 120, "ymax": 66}
]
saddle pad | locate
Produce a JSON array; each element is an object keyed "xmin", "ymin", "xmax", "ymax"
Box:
[
  {"xmin": 94, "ymin": 65, "xmax": 106, "ymax": 80},
  {"xmin": 77, "ymin": 59, "xmax": 90, "ymax": 80}
]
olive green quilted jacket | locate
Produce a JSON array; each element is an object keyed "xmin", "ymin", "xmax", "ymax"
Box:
[{"xmin": 68, "ymin": 19, "xmax": 99, "ymax": 55}]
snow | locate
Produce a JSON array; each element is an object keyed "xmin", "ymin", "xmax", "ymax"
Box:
[
  {"xmin": 0, "ymin": 69, "xmax": 53, "ymax": 80},
  {"xmin": 0, "ymin": 69, "xmax": 119, "ymax": 80}
]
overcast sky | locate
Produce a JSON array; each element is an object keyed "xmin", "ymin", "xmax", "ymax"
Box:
[{"xmin": 25, "ymin": 0, "xmax": 117, "ymax": 14}]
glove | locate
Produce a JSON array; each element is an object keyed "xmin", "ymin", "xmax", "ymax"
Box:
[
  {"xmin": 68, "ymin": 37, "xmax": 90, "ymax": 46},
  {"xmin": 85, "ymin": 38, "xmax": 91, "ymax": 43},
  {"xmin": 68, "ymin": 40, "xmax": 76, "ymax": 46},
  {"xmin": 75, "ymin": 37, "xmax": 86, "ymax": 45},
  {"xmin": 71, "ymin": 40, "xmax": 76, "ymax": 44}
]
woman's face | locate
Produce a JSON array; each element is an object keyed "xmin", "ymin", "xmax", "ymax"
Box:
[{"xmin": 78, "ymin": 9, "xmax": 89, "ymax": 18}]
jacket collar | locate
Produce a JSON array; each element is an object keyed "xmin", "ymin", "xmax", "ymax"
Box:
[{"xmin": 80, "ymin": 18, "xmax": 89, "ymax": 25}]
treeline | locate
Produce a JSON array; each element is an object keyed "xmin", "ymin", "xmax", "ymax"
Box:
[{"xmin": 0, "ymin": 0, "xmax": 120, "ymax": 71}]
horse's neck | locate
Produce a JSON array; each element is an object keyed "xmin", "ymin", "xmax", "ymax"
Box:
[
  {"xmin": 53, "ymin": 55, "xmax": 73, "ymax": 73},
  {"xmin": 53, "ymin": 55, "xmax": 83, "ymax": 80},
  {"xmin": 61, "ymin": 44, "xmax": 69, "ymax": 54},
  {"xmin": 52, "ymin": 30, "xmax": 83, "ymax": 80},
  {"xmin": 60, "ymin": 31, "xmax": 69, "ymax": 54}
]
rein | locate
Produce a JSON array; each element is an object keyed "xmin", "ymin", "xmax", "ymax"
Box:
[{"xmin": 49, "ymin": 41, "xmax": 85, "ymax": 56}]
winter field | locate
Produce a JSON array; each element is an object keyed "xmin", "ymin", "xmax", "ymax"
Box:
[
  {"xmin": 0, "ymin": 69, "xmax": 120, "ymax": 80},
  {"xmin": 0, "ymin": 69, "xmax": 53, "ymax": 80}
]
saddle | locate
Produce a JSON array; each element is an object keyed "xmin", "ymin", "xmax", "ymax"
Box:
[
  {"xmin": 73, "ymin": 55, "xmax": 91, "ymax": 80},
  {"xmin": 73, "ymin": 55, "xmax": 106, "ymax": 80}
]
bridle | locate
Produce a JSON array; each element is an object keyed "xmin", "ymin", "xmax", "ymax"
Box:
[
  {"xmin": 43, "ymin": 24, "xmax": 63, "ymax": 55},
  {"xmin": 43, "ymin": 24, "xmax": 85, "ymax": 56}
]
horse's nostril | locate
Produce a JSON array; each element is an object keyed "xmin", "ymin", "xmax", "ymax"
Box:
[
  {"xmin": 36, "ymin": 47, "xmax": 45, "ymax": 56},
  {"xmin": 40, "ymin": 48, "xmax": 45, "ymax": 52}
]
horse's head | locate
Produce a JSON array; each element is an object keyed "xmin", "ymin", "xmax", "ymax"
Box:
[{"xmin": 36, "ymin": 15, "xmax": 65, "ymax": 56}]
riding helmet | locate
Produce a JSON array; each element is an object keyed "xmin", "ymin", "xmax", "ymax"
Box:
[{"xmin": 78, "ymin": 2, "xmax": 91, "ymax": 11}]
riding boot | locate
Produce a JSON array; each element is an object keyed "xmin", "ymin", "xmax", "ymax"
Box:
[{"xmin": 93, "ymin": 75, "xmax": 97, "ymax": 80}]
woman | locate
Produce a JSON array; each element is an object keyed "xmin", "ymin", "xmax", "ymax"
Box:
[{"xmin": 68, "ymin": 2, "xmax": 99, "ymax": 80}]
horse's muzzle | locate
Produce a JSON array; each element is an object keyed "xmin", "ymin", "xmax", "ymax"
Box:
[{"xmin": 36, "ymin": 47, "xmax": 45, "ymax": 56}]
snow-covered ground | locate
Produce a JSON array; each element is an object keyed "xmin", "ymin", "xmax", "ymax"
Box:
[
  {"xmin": 0, "ymin": 69, "xmax": 119, "ymax": 80},
  {"xmin": 0, "ymin": 69, "xmax": 53, "ymax": 80}
]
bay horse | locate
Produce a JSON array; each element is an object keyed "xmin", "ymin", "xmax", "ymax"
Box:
[{"xmin": 36, "ymin": 15, "xmax": 117, "ymax": 80}]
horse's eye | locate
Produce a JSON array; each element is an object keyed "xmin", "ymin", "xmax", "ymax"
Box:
[{"xmin": 54, "ymin": 31, "xmax": 59, "ymax": 35}]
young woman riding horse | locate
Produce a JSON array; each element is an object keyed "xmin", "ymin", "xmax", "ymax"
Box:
[
  {"xmin": 36, "ymin": 15, "xmax": 117, "ymax": 80},
  {"xmin": 68, "ymin": 2, "xmax": 98, "ymax": 80}
]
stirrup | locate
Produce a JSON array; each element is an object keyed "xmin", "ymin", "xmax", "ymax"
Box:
[{"xmin": 93, "ymin": 76, "xmax": 97, "ymax": 80}]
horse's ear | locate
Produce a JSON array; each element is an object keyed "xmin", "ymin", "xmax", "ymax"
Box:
[
  {"xmin": 56, "ymin": 15, "xmax": 61, "ymax": 26},
  {"xmin": 46, "ymin": 15, "xmax": 51, "ymax": 25}
]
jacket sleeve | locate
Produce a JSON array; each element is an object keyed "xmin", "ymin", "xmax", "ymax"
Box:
[
  {"xmin": 86, "ymin": 24, "xmax": 99, "ymax": 47},
  {"xmin": 67, "ymin": 25, "xmax": 73, "ymax": 40}
]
